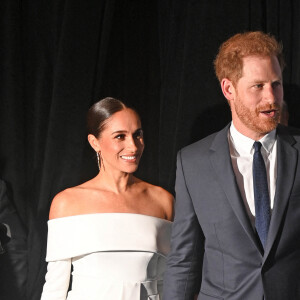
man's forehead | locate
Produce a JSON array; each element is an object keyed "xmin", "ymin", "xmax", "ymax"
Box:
[{"xmin": 240, "ymin": 55, "xmax": 282, "ymax": 75}]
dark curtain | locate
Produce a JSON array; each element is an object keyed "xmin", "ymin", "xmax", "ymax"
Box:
[{"xmin": 0, "ymin": 0, "xmax": 299, "ymax": 299}]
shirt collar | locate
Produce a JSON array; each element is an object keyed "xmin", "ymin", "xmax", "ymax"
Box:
[{"xmin": 229, "ymin": 122, "xmax": 277, "ymax": 155}]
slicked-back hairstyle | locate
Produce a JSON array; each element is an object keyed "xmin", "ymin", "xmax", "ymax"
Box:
[
  {"xmin": 87, "ymin": 97, "xmax": 127, "ymax": 138},
  {"xmin": 214, "ymin": 31, "xmax": 285, "ymax": 86}
]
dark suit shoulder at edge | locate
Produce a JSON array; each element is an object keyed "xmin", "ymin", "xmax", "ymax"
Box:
[
  {"xmin": 180, "ymin": 124, "xmax": 230, "ymax": 156},
  {"xmin": 278, "ymin": 124, "xmax": 300, "ymax": 137}
]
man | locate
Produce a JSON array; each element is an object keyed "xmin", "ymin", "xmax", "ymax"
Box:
[
  {"xmin": 164, "ymin": 31, "xmax": 300, "ymax": 300},
  {"xmin": 0, "ymin": 179, "xmax": 27, "ymax": 299},
  {"xmin": 0, "ymin": 222, "xmax": 10, "ymax": 253}
]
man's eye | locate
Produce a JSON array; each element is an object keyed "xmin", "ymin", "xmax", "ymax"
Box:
[
  {"xmin": 272, "ymin": 81, "xmax": 281, "ymax": 88},
  {"xmin": 255, "ymin": 84, "xmax": 263, "ymax": 89}
]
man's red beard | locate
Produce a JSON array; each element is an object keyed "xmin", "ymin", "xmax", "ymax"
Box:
[{"xmin": 233, "ymin": 98, "xmax": 281, "ymax": 135}]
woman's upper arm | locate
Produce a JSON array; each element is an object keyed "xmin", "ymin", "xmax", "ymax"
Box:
[
  {"xmin": 49, "ymin": 191, "xmax": 71, "ymax": 220},
  {"xmin": 41, "ymin": 259, "xmax": 71, "ymax": 300}
]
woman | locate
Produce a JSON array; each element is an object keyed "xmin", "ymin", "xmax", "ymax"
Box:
[{"xmin": 41, "ymin": 97, "xmax": 173, "ymax": 300}]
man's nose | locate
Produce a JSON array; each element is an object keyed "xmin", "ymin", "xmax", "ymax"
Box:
[{"xmin": 264, "ymin": 85, "xmax": 276, "ymax": 103}]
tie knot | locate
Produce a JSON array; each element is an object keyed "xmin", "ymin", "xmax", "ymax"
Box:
[{"xmin": 253, "ymin": 141, "xmax": 262, "ymax": 152}]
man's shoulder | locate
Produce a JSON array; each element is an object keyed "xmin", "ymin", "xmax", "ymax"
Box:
[
  {"xmin": 181, "ymin": 132, "xmax": 218, "ymax": 152},
  {"xmin": 180, "ymin": 124, "xmax": 229, "ymax": 159},
  {"xmin": 277, "ymin": 124, "xmax": 300, "ymax": 142}
]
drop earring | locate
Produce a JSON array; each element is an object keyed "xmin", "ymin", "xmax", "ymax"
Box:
[{"xmin": 96, "ymin": 151, "xmax": 101, "ymax": 171}]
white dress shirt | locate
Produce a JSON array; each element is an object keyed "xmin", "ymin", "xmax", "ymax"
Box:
[{"xmin": 228, "ymin": 123, "xmax": 277, "ymax": 227}]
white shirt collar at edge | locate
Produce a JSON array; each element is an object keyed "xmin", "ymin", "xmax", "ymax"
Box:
[{"xmin": 229, "ymin": 122, "xmax": 277, "ymax": 156}]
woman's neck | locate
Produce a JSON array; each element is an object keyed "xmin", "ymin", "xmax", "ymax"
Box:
[{"xmin": 96, "ymin": 169, "xmax": 136, "ymax": 194}]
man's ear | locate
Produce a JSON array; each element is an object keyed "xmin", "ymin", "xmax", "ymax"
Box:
[
  {"xmin": 221, "ymin": 78, "xmax": 235, "ymax": 102},
  {"xmin": 87, "ymin": 134, "xmax": 100, "ymax": 152}
]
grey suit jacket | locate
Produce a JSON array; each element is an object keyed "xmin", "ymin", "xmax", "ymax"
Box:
[{"xmin": 164, "ymin": 124, "xmax": 300, "ymax": 300}]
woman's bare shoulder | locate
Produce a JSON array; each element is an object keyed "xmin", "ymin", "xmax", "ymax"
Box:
[
  {"xmin": 49, "ymin": 183, "xmax": 92, "ymax": 220},
  {"xmin": 138, "ymin": 180, "xmax": 174, "ymax": 221}
]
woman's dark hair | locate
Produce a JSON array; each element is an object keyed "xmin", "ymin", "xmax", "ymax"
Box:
[{"xmin": 87, "ymin": 97, "xmax": 128, "ymax": 137}]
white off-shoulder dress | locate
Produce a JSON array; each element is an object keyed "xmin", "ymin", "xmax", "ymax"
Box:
[{"xmin": 40, "ymin": 213, "xmax": 172, "ymax": 300}]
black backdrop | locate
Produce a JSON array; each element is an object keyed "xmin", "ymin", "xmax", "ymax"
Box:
[{"xmin": 1, "ymin": 0, "xmax": 300, "ymax": 299}]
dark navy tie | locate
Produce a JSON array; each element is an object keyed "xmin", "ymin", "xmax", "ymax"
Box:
[{"xmin": 253, "ymin": 141, "xmax": 271, "ymax": 249}]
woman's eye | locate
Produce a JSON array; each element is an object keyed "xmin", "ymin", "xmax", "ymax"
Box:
[
  {"xmin": 115, "ymin": 134, "xmax": 125, "ymax": 140},
  {"xmin": 135, "ymin": 130, "xmax": 143, "ymax": 139}
]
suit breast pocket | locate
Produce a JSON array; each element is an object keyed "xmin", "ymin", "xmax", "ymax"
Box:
[{"xmin": 199, "ymin": 290, "xmax": 223, "ymax": 299}]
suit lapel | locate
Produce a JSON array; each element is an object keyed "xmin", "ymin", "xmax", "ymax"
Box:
[
  {"xmin": 209, "ymin": 124, "xmax": 262, "ymax": 253},
  {"xmin": 263, "ymin": 125, "xmax": 297, "ymax": 262}
]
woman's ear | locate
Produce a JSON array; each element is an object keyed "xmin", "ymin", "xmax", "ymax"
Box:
[
  {"xmin": 87, "ymin": 134, "xmax": 100, "ymax": 152},
  {"xmin": 221, "ymin": 78, "xmax": 236, "ymax": 103}
]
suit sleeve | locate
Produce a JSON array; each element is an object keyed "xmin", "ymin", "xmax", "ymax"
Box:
[
  {"xmin": 164, "ymin": 151, "xmax": 204, "ymax": 300},
  {"xmin": 40, "ymin": 259, "xmax": 71, "ymax": 300}
]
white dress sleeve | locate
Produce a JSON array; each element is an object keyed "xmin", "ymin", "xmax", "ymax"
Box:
[
  {"xmin": 40, "ymin": 214, "xmax": 172, "ymax": 300},
  {"xmin": 40, "ymin": 259, "xmax": 71, "ymax": 300}
]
